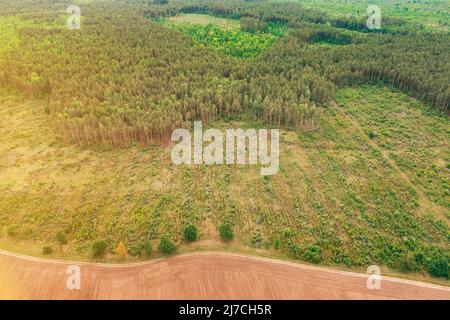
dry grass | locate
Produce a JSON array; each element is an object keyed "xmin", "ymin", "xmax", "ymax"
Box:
[{"xmin": 168, "ymin": 14, "xmax": 240, "ymax": 31}]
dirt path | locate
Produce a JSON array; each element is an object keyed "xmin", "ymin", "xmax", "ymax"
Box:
[{"xmin": 0, "ymin": 250, "xmax": 448, "ymax": 300}]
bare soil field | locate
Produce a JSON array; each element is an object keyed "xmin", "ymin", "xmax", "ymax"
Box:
[{"xmin": 0, "ymin": 250, "xmax": 448, "ymax": 300}]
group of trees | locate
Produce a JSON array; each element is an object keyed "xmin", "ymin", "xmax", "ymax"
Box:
[
  {"xmin": 240, "ymin": 16, "xmax": 269, "ymax": 33},
  {"xmin": 288, "ymin": 22, "xmax": 450, "ymax": 111},
  {"xmin": 0, "ymin": 0, "xmax": 448, "ymax": 149},
  {"xmin": 166, "ymin": 22, "xmax": 279, "ymax": 58},
  {"xmin": 148, "ymin": 0, "xmax": 449, "ymax": 112},
  {"xmin": 1, "ymin": 8, "xmax": 232, "ymax": 145},
  {"xmin": 150, "ymin": 0, "xmax": 424, "ymax": 34},
  {"xmin": 0, "ymin": 1, "xmax": 331, "ymax": 146},
  {"xmin": 89, "ymin": 224, "xmax": 202, "ymax": 258}
]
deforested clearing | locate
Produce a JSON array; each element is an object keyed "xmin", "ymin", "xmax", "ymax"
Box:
[{"xmin": 0, "ymin": 0, "xmax": 448, "ymax": 285}]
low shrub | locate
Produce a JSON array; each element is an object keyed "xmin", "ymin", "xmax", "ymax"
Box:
[
  {"xmin": 303, "ymin": 244, "xmax": 323, "ymax": 264},
  {"xmin": 7, "ymin": 224, "xmax": 18, "ymax": 237},
  {"xmin": 55, "ymin": 231, "xmax": 68, "ymax": 245},
  {"xmin": 158, "ymin": 235, "xmax": 176, "ymax": 254},
  {"xmin": 92, "ymin": 240, "xmax": 108, "ymax": 257},
  {"xmin": 143, "ymin": 240, "xmax": 153, "ymax": 256},
  {"xmin": 273, "ymin": 238, "xmax": 281, "ymax": 249},
  {"xmin": 42, "ymin": 246, "xmax": 53, "ymax": 255},
  {"xmin": 218, "ymin": 223, "xmax": 234, "ymax": 242},
  {"xmin": 428, "ymin": 257, "xmax": 449, "ymax": 278},
  {"xmin": 183, "ymin": 225, "xmax": 198, "ymax": 242}
]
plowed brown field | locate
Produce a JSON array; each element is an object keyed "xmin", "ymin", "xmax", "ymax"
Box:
[{"xmin": 0, "ymin": 250, "xmax": 448, "ymax": 300}]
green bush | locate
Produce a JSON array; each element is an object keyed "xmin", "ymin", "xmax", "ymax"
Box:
[
  {"xmin": 183, "ymin": 224, "xmax": 198, "ymax": 242},
  {"xmin": 273, "ymin": 238, "xmax": 281, "ymax": 249},
  {"xmin": 167, "ymin": 23, "xmax": 279, "ymax": 58},
  {"xmin": 218, "ymin": 223, "xmax": 234, "ymax": 242},
  {"xmin": 283, "ymin": 228, "xmax": 292, "ymax": 238},
  {"xmin": 55, "ymin": 231, "xmax": 68, "ymax": 245},
  {"xmin": 428, "ymin": 257, "xmax": 449, "ymax": 278},
  {"xmin": 92, "ymin": 240, "xmax": 108, "ymax": 257},
  {"xmin": 158, "ymin": 235, "xmax": 176, "ymax": 254},
  {"xmin": 414, "ymin": 251, "xmax": 426, "ymax": 266},
  {"xmin": 143, "ymin": 240, "xmax": 153, "ymax": 256},
  {"xmin": 303, "ymin": 244, "xmax": 323, "ymax": 264},
  {"xmin": 42, "ymin": 246, "xmax": 53, "ymax": 255},
  {"xmin": 7, "ymin": 224, "xmax": 18, "ymax": 237}
]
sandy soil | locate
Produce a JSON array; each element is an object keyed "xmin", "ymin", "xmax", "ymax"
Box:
[{"xmin": 0, "ymin": 250, "xmax": 449, "ymax": 300}]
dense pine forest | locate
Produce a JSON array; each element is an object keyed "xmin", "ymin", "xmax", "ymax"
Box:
[
  {"xmin": 0, "ymin": 0, "xmax": 448, "ymax": 281},
  {"xmin": 0, "ymin": 0, "xmax": 448, "ymax": 145}
]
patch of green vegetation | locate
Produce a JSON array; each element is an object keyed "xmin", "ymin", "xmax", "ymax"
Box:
[
  {"xmin": 336, "ymin": 86, "xmax": 450, "ymax": 212},
  {"xmin": 143, "ymin": 240, "xmax": 153, "ymax": 256},
  {"xmin": 55, "ymin": 231, "xmax": 68, "ymax": 244},
  {"xmin": 219, "ymin": 222, "xmax": 234, "ymax": 241},
  {"xmin": 0, "ymin": 17, "xmax": 42, "ymax": 61},
  {"xmin": 42, "ymin": 245, "xmax": 53, "ymax": 255},
  {"xmin": 428, "ymin": 257, "xmax": 449, "ymax": 278},
  {"xmin": 183, "ymin": 224, "xmax": 198, "ymax": 242},
  {"xmin": 303, "ymin": 244, "xmax": 323, "ymax": 264},
  {"xmin": 92, "ymin": 240, "xmax": 108, "ymax": 257},
  {"xmin": 162, "ymin": 15, "xmax": 284, "ymax": 58},
  {"xmin": 308, "ymin": 29, "xmax": 352, "ymax": 45},
  {"xmin": 158, "ymin": 235, "xmax": 177, "ymax": 254}
]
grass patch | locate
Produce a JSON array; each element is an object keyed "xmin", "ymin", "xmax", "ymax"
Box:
[{"xmin": 168, "ymin": 13, "xmax": 240, "ymax": 30}]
